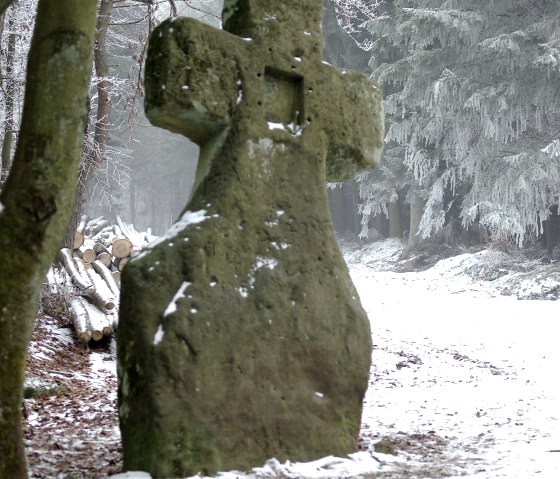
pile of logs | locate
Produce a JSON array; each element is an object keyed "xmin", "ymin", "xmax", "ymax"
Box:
[{"xmin": 59, "ymin": 215, "xmax": 153, "ymax": 344}]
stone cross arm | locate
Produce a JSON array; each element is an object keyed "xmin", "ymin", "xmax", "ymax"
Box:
[{"xmin": 145, "ymin": 7, "xmax": 384, "ymax": 182}]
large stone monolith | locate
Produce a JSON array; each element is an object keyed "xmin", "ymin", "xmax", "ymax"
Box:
[{"xmin": 118, "ymin": 1, "xmax": 384, "ymax": 477}]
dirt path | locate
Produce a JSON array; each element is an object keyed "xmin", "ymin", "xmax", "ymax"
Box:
[{"xmin": 25, "ymin": 315, "xmax": 121, "ymax": 478}]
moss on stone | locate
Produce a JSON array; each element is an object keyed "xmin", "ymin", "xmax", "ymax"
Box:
[{"xmin": 119, "ymin": 1, "xmax": 383, "ymax": 477}]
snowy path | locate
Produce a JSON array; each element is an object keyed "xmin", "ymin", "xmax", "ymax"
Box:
[
  {"xmin": 28, "ymin": 241, "xmax": 560, "ymax": 478},
  {"xmin": 353, "ymin": 265, "xmax": 560, "ymax": 478}
]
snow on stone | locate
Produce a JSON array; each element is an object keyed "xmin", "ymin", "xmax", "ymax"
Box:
[
  {"xmin": 153, "ymin": 325, "xmax": 164, "ymax": 346},
  {"xmin": 163, "ymin": 281, "xmax": 191, "ymax": 317},
  {"xmin": 270, "ymin": 241, "xmax": 290, "ymax": 250},
  {"xmin": 136, "ymin": 210, "xmax": 209, "ymax": 260},
  {"xmin": 267, "ymin": 121, "xmax": 284, "ymax": 131},
  {"xmin": 248, "ymin": 256, "xmax": 278, "ymax": 289},
  {"xmin": 267, "ymin": 121, "xmax": 303, "ymax": 136}
]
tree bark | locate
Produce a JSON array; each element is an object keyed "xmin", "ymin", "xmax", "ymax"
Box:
[
  {"xmin": 388, "ymin": 199, "xmax": 402, "ymax": 238},
  {"xmin": 0, "ymin": 0, "xmax": 15, "ymax": 18},
  {"xmin": 82, "ymin": 0, "xmax": 114, "ymax": 185},
  {"xmin": 406, "ymin": 190, "xmax": 426, "ymax": 250},
  {"xmin": 0, "ymin": 1, "xmax": 96, "ymax": 476},
  {"xmin": 1, "ymin": 25, "xmax": 15, "ymax": 170}
]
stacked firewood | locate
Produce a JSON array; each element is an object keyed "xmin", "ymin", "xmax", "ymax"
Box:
[{"xmin": 59, "ymin": 215, "xmax": 153, "ymax": 344}]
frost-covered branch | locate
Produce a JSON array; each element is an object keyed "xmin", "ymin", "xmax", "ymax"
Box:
[{"xmin": 328, "ymin": 0, "xmax": 385, "ymax": 51}]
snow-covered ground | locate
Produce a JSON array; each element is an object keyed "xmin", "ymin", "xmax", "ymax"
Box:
[{"xmin": 27, "ymin": 239, "xmax": 560, "ymax": 478}]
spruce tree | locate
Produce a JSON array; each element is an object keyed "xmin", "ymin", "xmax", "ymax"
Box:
[{"xmin": 359, "ymin": 0, "xmax": 560, "ymax": 246}]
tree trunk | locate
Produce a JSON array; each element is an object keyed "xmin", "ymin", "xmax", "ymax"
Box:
[
  {"xmin": 1, "ymin": 23, "xmax": 16, "ymax": 170},
  {"xmin": 0, "ymin": 1, "xmax": 96, "ymax": 476},
  {"xmin": 406, "ymin": 190, "xmax": 426, "ymax": 250},
  {"xmin": 388, "ymin": 199, "xmax": 402, "ymax": 238},
  {"xmin": 350, "ymin": 182, "xmax": 361, "ymax": 235},
  {"xmin": 82, "ymin": 0, "xmax": 113, "ymax": 185},
  {"xmin": 0, "ymin": 0, "xmax": 14, "ymax": 18}
]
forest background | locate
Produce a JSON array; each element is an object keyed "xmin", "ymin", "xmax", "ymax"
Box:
[{"xmin": 0, "ymin": 0, "xmax": 559, "ymax": 256}]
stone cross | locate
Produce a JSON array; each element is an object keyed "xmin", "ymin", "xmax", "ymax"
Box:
[{"xmin": 118, "ymin": 1, "xmax": 384, "ymax": 477}]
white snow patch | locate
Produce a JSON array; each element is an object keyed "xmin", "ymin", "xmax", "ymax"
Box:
[
  {"xmin": 0, "ymin": 201, "xmax": 4, "ymax": 214},
  {"xmin": 153, "ymin": 325, "xmax": 164, "ymax": 346},
  {"xmin": 163, "ymin": 281, "xmax": 191, "ymax": 317},
  {"xmin": 267, "ymin": 121, "xmax": 284, "ymax": 131},
  {"xmin": 267, "ymin": 121, "xmax": 304, "ymax": 136},
  {"xmin": 270, "ymin": 241, "xmax": 290, "ymax": 250},
  {"xmin": 137, "ymin": 210, "xmax": 209, "ymax": 258}
]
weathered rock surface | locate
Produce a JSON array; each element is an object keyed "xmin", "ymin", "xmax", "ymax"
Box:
[{"xmin": 118, "ymin": 1, "xmax": 384, "ymax": 476}]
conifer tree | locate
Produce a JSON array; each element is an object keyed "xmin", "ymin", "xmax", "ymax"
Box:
[{"xmin": 359, "ymin": 0, "xmax": 560, "ymax": 246}]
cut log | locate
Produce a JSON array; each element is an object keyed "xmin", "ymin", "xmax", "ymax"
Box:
[
  {"xmin": 92, "ymin": 225, "xmax": 113, "ymax": 241},
  {"xmin": 114, "ymin": 256, "xmax": 129, "ymax": 272},
  {"xmin": 78, "ymin": 246, "xmax": 96, "ymax": 264},
  {"xmin": 111, "ymin": 271, "xmax": 121, "ymax": 287},
  {"xmin": 73, "ymin": 231, "xmax": 84, "ymax": 250},
  {"xmin": 76, "ymin": 214, "xmax": 89, "ymax": 234},
  {"xmin": 86, "ymin": 218, "xmax": 109, "ymax": 237},
  {"xmin": 86, "ymin": 216, "xmax": 104, "ymax": 229},
  {"xmin": 69, "ymin": 297, "xmax": 93, "ymax": 344},
  {"xmin": 112, "ymin": 238, "xmax": 133, "ymax": 258},
  {"xmin": 116, "ymin": 215, "xmax": 145, "ymax": 246},
  {"xmin": 96, "ymin": 252, "xmax": 112, "ymax": 268},
  {"xmin": 92, "ymin": 260, "xmax": 120, "ymax": 297},
  {"xmin": 85, "ymin": 268, "xmax": 116, "ymax": 311},
  {"xmin": 129, "ymin": 249, "xmax": 141, "ymax": 259},
  {"xmin": 93, "ymin": 242, "xmax": 109, "ymax": 254},
  {"xmin": 59, "ymin": 249, "xmax": 91, "ymax": 291},
  {"xmin": 81, "ymin": 299, "xmax": 111, "ymax": 341},
  {"xmin": 73, "ymin": 258, "xmax": 94, "ymax": 291}
]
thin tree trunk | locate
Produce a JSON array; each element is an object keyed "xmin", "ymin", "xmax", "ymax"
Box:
[
  {"xmin": 406, "ymin": 189, "xmax": 426, "ymax": 250},
  {"xmin": 0, "ymin": 0, "xmax": 15, "ymax": 17},
  {"xmin": 1, "ymin": 21, "xmax": 16, "ymax": 169},
  {"xmin": 388, "ymin": 199, "xmax": 402, "ymax": 238},
  {"xmin": 129, "ymin": 171, "xmax": 136, "ymax": 225},
  {"xmin": 65, "ymin": 0, "xmax": 113, "ymax": 247},
  {"xmin": 0, "ymin": 1, "xmax": 96, "ymax": 476},
  {"xmin": 82, "ymin": 0, "xmax": 113, "ymax": 185},
  {"xmin": 350, "ymin": 182, "xmax": 360, "ymax": 235}
]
